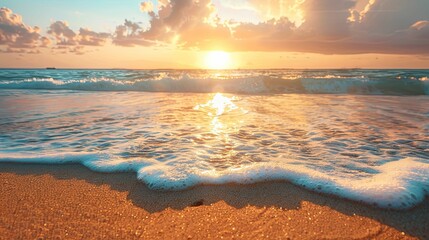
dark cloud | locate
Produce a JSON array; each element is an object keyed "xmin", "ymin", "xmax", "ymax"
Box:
[
  {"xmin": 228, "ymin": 0, "xmax": 429, "ymax": 54},
  {"xmin": 300, "ymin": 0, "xmax": 357, "ymax": 39},
  {"xmin": 359, "ymin": 0, "xmax": 429, "ymax": 34}
]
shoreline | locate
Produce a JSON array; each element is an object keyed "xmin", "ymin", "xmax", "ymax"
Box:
[{"xmin": 0, "ymin": 163, "xmax": 427, "ymax": 239}]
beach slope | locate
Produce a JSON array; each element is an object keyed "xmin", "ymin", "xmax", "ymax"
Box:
[{"xmin": 0, "ymin": 163, "xmax": 427, "ymax": 239}]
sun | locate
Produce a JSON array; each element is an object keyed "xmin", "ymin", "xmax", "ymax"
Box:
[{"xmin": 204, "ymin": 51, "xmax": 232, "ymax": 69}]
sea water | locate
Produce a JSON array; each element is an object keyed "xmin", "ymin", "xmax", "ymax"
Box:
[{"xmin": 0, "ymin": 69, "xmax": 428, "ymax": 209}]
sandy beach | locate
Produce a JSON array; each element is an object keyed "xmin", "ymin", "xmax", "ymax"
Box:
[
  {"xmin": 2, "ymin": 0, "xmax": 429, "ymax": 238},
  {"xmin": 0, "ymin": 163, "xmax": 427, "ymax": 239}
]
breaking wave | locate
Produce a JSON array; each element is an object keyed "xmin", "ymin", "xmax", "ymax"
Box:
[{"xmin": 0, "ymin": 69, "xmax": 428, "ymax": 95}]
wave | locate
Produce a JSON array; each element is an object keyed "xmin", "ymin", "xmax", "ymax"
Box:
[
  {"xmin": 0, "ymin": 152, "xmax": 428, "ymax": 210},
  {"xmin": 0, "ymin": 75, "xmax": 428, "ymax": 95}
]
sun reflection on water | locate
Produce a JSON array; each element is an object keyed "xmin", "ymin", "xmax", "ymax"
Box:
[
  {"xmin": 193, "ymin": 93, "xmax": 246, "ymax": 136},
  {"xmin": 194, "ymin": 93, "xmax": 238, "ymax": 116},
  {"xmin": 210, "ymin": 117, "xmax": 223, "ymax": 134}
]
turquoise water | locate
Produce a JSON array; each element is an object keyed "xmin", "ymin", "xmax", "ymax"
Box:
[
  {"xmin": 0, "ymin": 69, "xmax": 428, "ymax": 95},
  {"xmin": 0, "ymin": 69, "xmax": 428, "ymax": 209}
]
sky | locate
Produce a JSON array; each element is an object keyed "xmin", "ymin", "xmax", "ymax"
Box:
[{"xmin": 1, "ymin": 0, "xmax": 429, "ymax": 69}]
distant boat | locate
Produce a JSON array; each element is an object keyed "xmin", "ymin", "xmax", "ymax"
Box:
[{"xmin": 46, "ymin": 67, "xmax": 56, "ymax": 70}]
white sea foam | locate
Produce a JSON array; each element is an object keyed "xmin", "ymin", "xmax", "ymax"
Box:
[
  {"xmin": 0, "ymin": 72, "xmax": 428, "ymax": 95},
  {"xmin": 0, "ymin": 76, "xmax": 428, "ymax": 210},
  {"xmin": 0, "ymin": 152, "xmax": 428, "ymax": 209}
]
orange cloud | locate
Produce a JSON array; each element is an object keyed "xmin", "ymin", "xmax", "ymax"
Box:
[
  {"xmin": 110, "ymin": 0, "xmax": 429, "ymax": 54},
  {"xmin": 140, "ymin": 1, "xmax": 154, "ymax": 12},
  {"xmin": 48, "ymin": 21, "xmax": 77, "ymax": 45},
  {"xmin": 113, "ymin": 20, "xmax": 154, "ymax": 46},
  {"xmin": 247, "ymin": 0, "xmax": 305, "ymax": 26},
  {"xmin": 2, "ymin": 1, "xmax": 429, "ymax": 55},
  {"xmin": 113, "ymin": 0, "xmax": 230, "ymax": 49},
  {"xmin": 0, "ymin": 7, "xmax": 45, "ymax": 51},
  {"xmin": 47, "ymin": 21, "xmax": 110, "ymax": 54}
]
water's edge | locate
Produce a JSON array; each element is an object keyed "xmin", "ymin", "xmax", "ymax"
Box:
[{"xmin": 1, "ymin": 152, "xmax": 428, "ymax": 210}]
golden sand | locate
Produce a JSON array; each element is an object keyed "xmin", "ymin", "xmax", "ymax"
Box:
[{"xmin": 0, "ymin": 163, "xmax": 427, "ymax": 239}]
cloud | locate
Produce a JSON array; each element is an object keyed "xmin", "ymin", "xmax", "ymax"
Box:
[
  {"xmin": 217, "ymin": 0, "xmax": 254, "ymax": 11},
  {"xmin": 234, "ymin": 17, "xmax": 295, "ymax": 40},
  {"xmin": 158, "ymin": 0, "xmax": 170, "ymax": 7},
  {"xmin": 113, "ymin": 0, "xmax": 231, "ymax": 48},
  {"xmin": 40, "ymin": 36, "xmax": 51, "ymax": 47},
  {"xmin": 0, "ymin": 7, "xmax": 45, "ymax": 50},
  {"xmin": 0, "ymin": 47, "xmax": 40, "ymax": 54},
  {"xmin": 299, "ymin": 0, "xmax": 357, "ymax": 39},
  {"xmin": 40, "ymin": 0, "xmax": 428, "ymax": 55},
  {"xmin": 69, "ymin": 45, "xmax": 85, "ymax": 55},
  {"xmin": 140, "ymin": 1, "xmax": 154, "ymax": 12},
  {"xmin": 4, "ymin": 1, "xmax": 429, "ymax": 56},
  {"xmin": 47, "ymin": 21, "xmax": 110, "ymax": 54},
  {"xmin": 359, "ymin": 0, "xmax": 429, "ymax": 34},
  {"xmin": 110, "ymin": 0, "xmax": 429, "ymax": 54},
  {"xmin": 233, "ymin": 0, "xmax": 429, "ymax": 54},
  {"xmin": 0, "ymin": 8, "xmax": 110, "ymax": 55},
  {"xmin": 146, "ymin": 0, "xmax": 228, "ymax": 43},
  {"xmin": 113, "ymin": 19, "xmax": 154, "ymax": 46},
  {"xmin": 78, "ymin": 28, "xmax": 110, "ymax": 46},
  {"xmin": 410, "ymin": 21, "xmax": 429, "ymax": 38},
  {"xmin": 48, "ymin": 21, "xmax": 77, "ymax": 45},
  {"xmin": 48, "ymin": 21, "xmax": 110, "ymax": 46},
  {"xmin": 246, "ymin": 0, "xmax": 305, "ymax": 26}
]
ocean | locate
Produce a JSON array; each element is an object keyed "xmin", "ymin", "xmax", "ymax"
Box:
[{"xmin": 0, "ymin": 69, "xmax": 428, "ymax": 209}]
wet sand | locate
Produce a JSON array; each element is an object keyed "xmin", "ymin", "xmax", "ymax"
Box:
[{"xmin": 0, "ymin": 163, "xmax": 428, "ymax": 239}]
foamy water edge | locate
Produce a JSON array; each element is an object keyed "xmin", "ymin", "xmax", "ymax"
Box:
[{"xmin": 1, "ymin": 152, "xmax": 428, "ymax": 210}]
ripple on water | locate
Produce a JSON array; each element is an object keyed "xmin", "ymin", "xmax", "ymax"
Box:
[{"xmin": 0, "ymin": 91, "xmax": 428, "ymax": 209}]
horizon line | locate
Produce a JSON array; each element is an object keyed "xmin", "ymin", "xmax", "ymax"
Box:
[{"xmin": 0, "ymin": 67, "xmax": 428, "ymax": 71}]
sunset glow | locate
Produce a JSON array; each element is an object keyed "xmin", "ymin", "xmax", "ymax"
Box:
[
  {"xmin": 204, "ymin": 51, "xmax": 232, "ymax": 69},
  {"xmin": 1, "ymin": 1, "xmax": 428, "ymax": 68},
  {"xmin": 194, "ymin": 93, "xmax": 237, "ymax": 116},
  {"xmin": 0, "ymin": 1, "xmax": 428, "ymax": 239}
]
